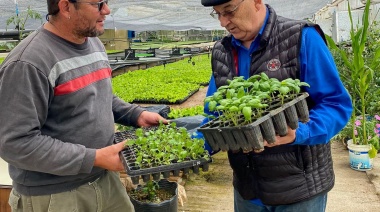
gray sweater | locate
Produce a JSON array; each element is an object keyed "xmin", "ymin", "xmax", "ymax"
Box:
[{"xmin": 0, "ymin": 26, "xmax": 144, "ymax": 195}]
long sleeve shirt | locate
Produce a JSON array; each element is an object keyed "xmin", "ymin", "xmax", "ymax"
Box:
[{"xmin": 200, "ymin": 24, "xmax": 352, "ymax": 150}]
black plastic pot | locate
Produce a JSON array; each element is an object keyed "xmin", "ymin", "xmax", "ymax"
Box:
[
  {"xmin": 295, "ymin": 99, "xmax": 309, "ymax": 123},
  {"xmin": 221, "ymin": 130, "xmax": 240, "ymax": 151},
  {"xmin": 259, "ymin": 118, "xmax": 276, "ymax": 144},
  {"xmin": 284, "ymin": 105, "xmax": 299, "ymax": 130},
  {"xmin": 129, "ymin": 179, "xmax": 178, "ymax": 212},
  {"xmin": 271, "ymin": 111, "xmax": 288, "ymax": 136},
  {"xmin": 238, "ymin": 125, "xmax": 264, "ymax": 151}
]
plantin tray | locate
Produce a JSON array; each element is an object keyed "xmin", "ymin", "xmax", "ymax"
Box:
[
  {"xmin": 114, "ymin": 130, "xmax": 212, "ymax": 184},
  {"xmin": 198, "ymin": 92, "xmax": 309, "ymax": 152}
]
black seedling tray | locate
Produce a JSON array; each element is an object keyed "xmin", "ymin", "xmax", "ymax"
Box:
[
  {"xmin": 114, "ymin": 130, "xmax": 212, "ymax": 185},
  {"xmin": 198, "ymin": 92, "xmax": 310, "ymax": 152}
]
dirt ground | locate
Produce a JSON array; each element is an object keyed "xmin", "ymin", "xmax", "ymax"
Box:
[{"xmin": 178, "ymin": 151, "xmax": 234, "ymax": 212}]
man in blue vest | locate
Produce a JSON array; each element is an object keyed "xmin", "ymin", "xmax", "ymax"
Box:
[{"xmin": 198, "ymin": 0, "xmax": 353, "ymax": 211}]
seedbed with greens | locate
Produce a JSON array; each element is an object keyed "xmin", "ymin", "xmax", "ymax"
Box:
[
  {"xmin": 112, "ymin": 54, "xmax": 211, "ymax": 104},
  {"xmin": 114, "ymin": 122, "xmax": 211, "ymax": 184},
  {"xmin": 167, "ymin": 105, "xmax": 204, "ymax": 119},
  {"xmin": 198, "ymin": 73, "xmax": 310, "ymax": 152}
]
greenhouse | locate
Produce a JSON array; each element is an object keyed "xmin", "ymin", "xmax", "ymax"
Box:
[
  {"xmin": 1, "ymin": 0, "xmax": 380, "ymax": 43},
  {"xmin": 1, "ymin": 0, "xmax": 380, "ymax": 212}
]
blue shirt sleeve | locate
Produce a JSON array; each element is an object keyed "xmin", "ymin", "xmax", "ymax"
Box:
[
  {"xmin": 204, "ymin": 75, "xmax": 218, "ymax": 116},
  {"xmin": 293, "ymin": 27, "xmax": 353, "ymax": 145},
  {"xmin": 192, "ymin": 75, "xmax": 220, "ymax": 155}
]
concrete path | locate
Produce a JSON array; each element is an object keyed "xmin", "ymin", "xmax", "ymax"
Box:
[
  {"xmin": 0, "ymin": 53, "xmax": 8, "ymax": 58},
  {"xmin": 327, "ymin": 141, "xmax": 380, "ymax": 211}
]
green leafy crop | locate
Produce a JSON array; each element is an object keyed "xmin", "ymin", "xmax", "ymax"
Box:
[
  {"xmin": 124, "ymin": 122, "xmax": 210, "ymax": 168},
  {"xmin": 204, "ymin": 73, "xmax": 309, "ymax": 126}
]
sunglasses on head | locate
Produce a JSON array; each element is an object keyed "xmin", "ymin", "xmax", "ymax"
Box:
[{"xmin": 68, "ymin": 0, "xmax": 109, "ymax": 12}]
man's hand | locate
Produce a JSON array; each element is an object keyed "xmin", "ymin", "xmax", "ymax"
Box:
[
  {"xmin": 137, "ymin": 111, "xmax": 168, "ymax": 127},
  {"xmin": 264, "ymin": 126, "xmax": 296, "ymax": 148},
  {"xmin": 94, "ymin": 141, "xmax": 126, "ymax": 171}
]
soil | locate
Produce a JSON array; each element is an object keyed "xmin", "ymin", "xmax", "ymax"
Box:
[{"xmin": 129, "ymin": 186, "xmax": 173, "ymax": 204}]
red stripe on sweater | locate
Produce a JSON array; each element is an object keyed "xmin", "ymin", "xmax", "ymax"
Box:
[{"xmin": 54, "ymin": 68, "xmax": 111, "ymax": 96}]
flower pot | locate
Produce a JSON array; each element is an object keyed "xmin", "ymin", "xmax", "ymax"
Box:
[
  {"xmin": 129, "ymin": 179, "xmax": 178, "ymax": 212},
  {"xmin": 347, "ymin": 139, "xmax": 373, "ymax": 171}
]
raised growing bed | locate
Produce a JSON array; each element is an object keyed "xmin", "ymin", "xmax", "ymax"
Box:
[
  {"xmin": 132, "ymin": 88, "xmax": 199, "ymax": 104},
  {"xmin": 198, "ymin": 92, "xmax": 309, "ymax": 152},
  {"xmin": 114, "ymin": 126, "xmax": 212, "ymax": 185}
]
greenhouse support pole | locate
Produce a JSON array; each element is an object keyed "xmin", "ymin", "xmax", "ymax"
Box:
[{"xmin": 14, "ymin": 0, "xmax": 20, "ymax": 39}]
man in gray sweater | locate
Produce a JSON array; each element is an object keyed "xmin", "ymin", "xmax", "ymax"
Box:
[{"xmin": 0, "ymin": 1, "xmax": 166, "ymax": 211}]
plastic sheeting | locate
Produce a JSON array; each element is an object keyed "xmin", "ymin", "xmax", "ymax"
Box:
[{"xmin": 0, "ymin": 0, "xmax": 332, "ymax": 32}]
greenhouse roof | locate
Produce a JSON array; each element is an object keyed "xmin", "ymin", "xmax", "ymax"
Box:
[{"xmin": 0, "ymin": 0, "xmax": 333, "ymax": 32}]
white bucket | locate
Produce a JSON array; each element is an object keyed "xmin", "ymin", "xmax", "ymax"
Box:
[{"xmin": 347, "ymin": 139, "xmax": 373, "ymax": 171}]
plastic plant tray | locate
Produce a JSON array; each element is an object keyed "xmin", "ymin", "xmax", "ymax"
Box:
[
  {"xmin": 198, "ymin": 92, "xmax": 310, "ymax": 152},
  {"xmin": 114, "ymin": 130, "xmax": 212, "ymax": 184}
]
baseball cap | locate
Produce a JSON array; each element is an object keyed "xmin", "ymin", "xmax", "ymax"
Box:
[{"xmin": 201, "ymin": 0, "xmax": 232, "ymax": 7}]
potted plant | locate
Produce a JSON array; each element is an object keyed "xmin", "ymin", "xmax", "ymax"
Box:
[
  {"xmin": 343, "ymin": 115, "xmax": 380, "ymax": 170},
  {"xmin": 326, "ymin": 0, "xmax": 380, "ymax": 170},
  {"xmin": 128, "ymin": 179, "xmax": 178, "ymax": 212},
  {"xmin": 199, "ymin": 73, "xmax": 310, "ymax": 152}
]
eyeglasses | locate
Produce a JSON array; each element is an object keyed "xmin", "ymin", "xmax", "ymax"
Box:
[
  {"xmin": 210, "ymin": 0, "xmax": 244, "ymax": 20},
  {"xmin": 69, "ymin": 0, "xmax": 109, "ymax": 12}
]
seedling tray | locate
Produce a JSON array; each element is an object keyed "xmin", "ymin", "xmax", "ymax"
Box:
[
  {"xmin": 114, "ymin": 130, "xmax": 212, "ymax": 184},
  {"xmin": 198, "ymin": 92, "xmax": 309, "ymax": 152}
]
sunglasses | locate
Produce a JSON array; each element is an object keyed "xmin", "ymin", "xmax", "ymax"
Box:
[{"xmin": 69, "ymin": 0, "xmax": 109, "ymax": 12}]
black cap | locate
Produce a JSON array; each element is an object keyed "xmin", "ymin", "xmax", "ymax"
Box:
[{"xmin": 201, "ymin": 0, "xmax": 232, "ymax": 7}]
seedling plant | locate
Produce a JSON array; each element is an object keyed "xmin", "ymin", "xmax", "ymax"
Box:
[
  {"xmin": 167, "ymin": 105, "xmax": 205, "ymax": 119},
  {"xmin": 129, "ymin": 180, "xmax": 174, "ymax": 204},
  {"xmin": 124, "ymin": 122, "xmax": 210, "ymax": 169},
  {"xmin": 204, "ymin": 73, "xmax": 309, "ymax": 126}
]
